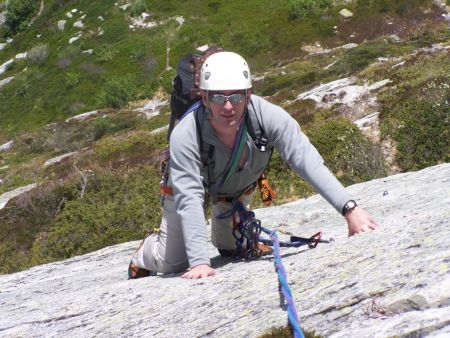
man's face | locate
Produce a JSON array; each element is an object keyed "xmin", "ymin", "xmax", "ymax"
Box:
[{"xmin": 203, "ymin": 90, "xmax": 250, "ymax": 132}]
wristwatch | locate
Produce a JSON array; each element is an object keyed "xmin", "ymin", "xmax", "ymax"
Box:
[{"xmin": 342, "ymin": 200, "xmax": 357, "ymax": 216}]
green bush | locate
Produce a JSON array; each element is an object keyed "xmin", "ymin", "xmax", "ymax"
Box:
[
  {"xmin": 103, "ymin": 77, "xmax": 137, "ymax": 108},
  {"xmin": 129, "ymin": 0, "xmax": 149, "ymax": 17},
  {"xmin": 3, "ymin": 0, "xmax": 38, "ymax": 37},
  {"xmin": 31, "ymin": 166, "xmax": 161, "ymax": 263},
  {"xmin": 96, "ymin": 44, "xmax": 116, "ymax": 63},
  {"xmin": 0, "ymin": 181, "xmax": 78, "ymax": 274},
  {"xmin": 258, "ymin": 71, "xmax": 317, "ymax": 97},
  {"xmin": 93, "ymin": 117, "xmax": 112, "ymax": 140},
  {"xmin": 288, "ymin": 0, "xmax": 332, "ymax": 19},
  {"xmin": 65, "ymin": 72, "xmax": 81, "ymax": 88},
  {"xmin": 333, "ymin": 40, "xmax": 390, "ymax": 75},
  {"xmin": 28, "ymin": 44, "xmax": 49, "ymax": 64},
  {"xmin": 381, "ymin": 98, "xmax": 449, "ymax": 171},
  {"xmin": 306, "ymin": 118, "xmax": 387, "ymax": 185},
  {"xmin": 260, "ymin": 149, "xmax": 315, "ymax": 207}
]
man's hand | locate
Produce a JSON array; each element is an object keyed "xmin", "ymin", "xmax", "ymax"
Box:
[
  {"xmin": 345, "ymin": 206, "xmax": 379, "ymax": 236},
  {"xmin": 181, "ymin": 264, "xmax": 216, "ymax": 279}
]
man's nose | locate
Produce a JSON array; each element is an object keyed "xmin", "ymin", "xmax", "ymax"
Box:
[{"xmin": 223, "ymin": 99, "xmax": 234, "ymax": 110}]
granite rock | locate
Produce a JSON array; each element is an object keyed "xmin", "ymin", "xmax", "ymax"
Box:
[{"xmin": 0, "ymin": 164, "xmax": 449, "ymax": 337}]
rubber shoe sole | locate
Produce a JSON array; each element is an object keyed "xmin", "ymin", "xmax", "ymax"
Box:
[
  {"xmin": 128, "ymin": 237, "xmax": 155, "ymax": 279},
  {"xmin": 128, "ymin": 260, "xmax": 153, "ymax": 279}
]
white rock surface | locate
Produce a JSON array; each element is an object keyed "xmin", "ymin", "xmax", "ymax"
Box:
[
  {"xmin": 131, "ymin": 15, "xmax": 184, "ymax": 30},
  {"xmin": 174, "ymin": 16, "xmax": 185, "ymax": 26},
  {"xmin": 0, "ymin": 164, "xmax": 449, "ymax": 337},
  {"xmin": 389, "ymin": 34, "xmax": 402, "ymax": 43},
  {"xmin": 354, "ymin": 112, "xmax": 380, "ymax": 130},
  {"xmin": 323, "ymin": 60, "xmax": 337, "ymax": 70},
  {"xmin": 196, "ymin": 44, "xmax": 210, "ymax": 52},
  {"xmin": 302, "ymin": 43, "xmax": 332, "ymax": 55},
  {"xmin": 98, "ymin": 15, "xmax": 104, "ymax": 21},
  {"xmin": 296, "ymin": 77, "xmax": 391, "ymax": 109},
  {"xmin": 119, "ymin": 3, "xmax": 131, "ymax": 11},
  {"xmin": 0, "ymin": 11, "xmax": 6, "ymax": 26},
  {"xmin": 0, "ymin": 42, "xmax": 6, "ymax": 51},
  {"xmin": 66, "ymin": 11, "xmax": 73, "ymax": 19},
  {"xmin": 392, "ymin": 61, "xmax": 406, "ymax": 69},
  {"xmin": 0, "ymin": 76, "xmax": 14, "ymax": 89},
  {"xmin": 15, "ymin": 52, "xmax": 27, "ymax": 59},
  {"xmin": 65, "ymin": 110, "xmax": 100, "ymax": 122},
  {"xmin": 0, "ymin": 183, "xmax": 37, "ymax": 209},
  {"xmin": 69, "ymin": 36, "xmax": 80, "ymax": 44},
  {"xmin": 0, "ymin": 58, "xmax": 14, "ymax": 75},
  {"xmin": 73, "ymin": 20, "xmax": 84, "ymax": 29},
  {"xmin": 57, "ymin": 20, "xmax": 66, "ymax": 30},
  {"xmin": 135, "ymin": 98, "xmax": 168, "ymax": 118},
  {"xmin": 335, "ymin": 42, "xmax": 358, "ymax": 50},
  {"xmin": 0, "ymin": 140, "xmax": 13, "ymax": 151},
  {"xmin": 43, "ymin": 151, "xmax": 78, "ymax": 167},
  {"xmin": 340, "ymin": 8, "xmax": 354, "ymax": 18},
  {"xmin": 81, "ymin": 49, "xmax": 93, "ymax": 54}
]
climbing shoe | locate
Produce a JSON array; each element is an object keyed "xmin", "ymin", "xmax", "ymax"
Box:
[
  {"xmin": 257, "ymin": 242, "xmax": 274, "ymax": 256},
  {"xmin": 128, "ymin": 238, "xmax": 154, "ymax": 279},
  {"xmin": 218, "ymin": 242, "xmax": 273, "ymax": 258},
  {"xmin": 128, "ymin": 260, "xmax": 153, "ymax": 279}
]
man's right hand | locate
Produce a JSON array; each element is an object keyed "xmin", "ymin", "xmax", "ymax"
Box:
[{"xmin": 181, "ymin": 264, "xmax": 216, "ymax": 279}]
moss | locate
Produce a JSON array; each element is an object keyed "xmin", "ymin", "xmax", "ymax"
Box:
[{"xmin": 259, "ymin": 325, "xmax": 322, "ymax": 338}]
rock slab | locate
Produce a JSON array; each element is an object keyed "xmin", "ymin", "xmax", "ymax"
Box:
[{"xmin": 0, "ymin": 164, "xmax": 449, "ymax": 337}]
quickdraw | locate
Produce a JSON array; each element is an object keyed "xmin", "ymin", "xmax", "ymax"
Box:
[{"xmin": 231, "ymin": 200, "xmax": 332, "ymax": 260}]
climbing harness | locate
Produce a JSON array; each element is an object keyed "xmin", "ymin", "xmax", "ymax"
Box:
[{"xmin": 225, "ymin": 200, "xmax": 332, "ymax": 337}]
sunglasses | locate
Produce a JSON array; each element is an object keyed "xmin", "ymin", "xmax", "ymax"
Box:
[{"xmin": 209, "ymin": 93, "xmax": 246, "ymax": 105}]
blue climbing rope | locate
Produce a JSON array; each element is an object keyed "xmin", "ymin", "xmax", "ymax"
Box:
[
  {"xmin": 219, "ymin": 200, "xmax": 331, "ymax": 336},
  {"xmin": 270, "ymin": 229, "xmax": 304, "ymax": 338}
]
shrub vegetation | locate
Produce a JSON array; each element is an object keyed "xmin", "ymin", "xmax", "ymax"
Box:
[{"xmin": 2, "ymin": 0, "xmax": 38, "ymax": 37}]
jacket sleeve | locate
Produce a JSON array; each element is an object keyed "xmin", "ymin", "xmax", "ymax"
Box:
[
  {"xmin": 255, "ymin": 96, "xmax": 352, "ymax": 214},
  {"xmin": 169, "ymin": 115, "xmax": 211, "ymax": 268}
]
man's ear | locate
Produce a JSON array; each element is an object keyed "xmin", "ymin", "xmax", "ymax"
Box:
[
  {"xmin": 246, "ymin": 89, "xmax": 252, "ymax": 103},
  {"xmin": 201, "ymin": 91, "xmax": 208, "ymax": 105}
]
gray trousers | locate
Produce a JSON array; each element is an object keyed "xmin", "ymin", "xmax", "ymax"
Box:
[{"xmin": 132, "ymin": 192, "xmax": 254, "ymax": 274}]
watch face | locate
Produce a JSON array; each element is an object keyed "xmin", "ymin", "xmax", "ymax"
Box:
[{"xmin": 347, "ymin": 201, "xmax": 356, "ymax": 209}]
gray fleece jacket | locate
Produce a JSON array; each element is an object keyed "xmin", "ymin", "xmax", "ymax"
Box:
[{"xmin": 168, "ymin": 94, "xmax": 352, "ymax": 267}]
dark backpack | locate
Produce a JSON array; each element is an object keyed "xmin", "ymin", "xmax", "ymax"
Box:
[{"xmin": 168, "ymin": 46, "xmax": 224, "ymax": 140}]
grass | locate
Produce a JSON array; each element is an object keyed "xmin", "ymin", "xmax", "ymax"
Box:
[
  {"xmin": 2, "ymin": 0, "xmax": 441, "ymax": 133},
  {"xmin": 0, "ymin": 0, "xmax": 448, "ymax": 275}
]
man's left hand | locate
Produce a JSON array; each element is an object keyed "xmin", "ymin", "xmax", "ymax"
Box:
[{"xmin": 345, "ymin": 206, "xmax": 379, "ymax": 236}]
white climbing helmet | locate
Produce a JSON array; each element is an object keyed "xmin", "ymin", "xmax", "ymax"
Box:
[{"xmin": 200, "ymin": 51, "xmax": 252, "ymax": 91}]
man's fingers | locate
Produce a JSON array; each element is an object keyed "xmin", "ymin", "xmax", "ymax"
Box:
[
  {"xmin": 369, "ymin": 222, "xmax": 379, "ymax": 230},
  {"xmin": 181, "ymin": 266, "xmax": 216, "ymax": 279}
]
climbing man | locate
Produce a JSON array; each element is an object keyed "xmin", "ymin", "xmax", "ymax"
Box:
[{"xmin": 128, "ymin": 51, "xmax": 379, "ymax": 279}]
